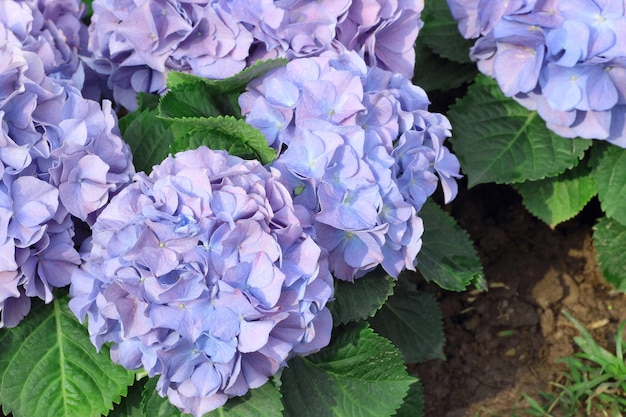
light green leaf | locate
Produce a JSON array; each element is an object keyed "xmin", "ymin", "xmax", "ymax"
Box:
[
  {"xmin": 141, "ymin": 377, "xmax": 283, "ymax": 417},
  {"xmin": 593, "ymin": 216, "xmax": 626, "ymax": 292},
  {"xmin": 419, "ymin": 0, "xmax": 475, "ymax": 64},
  {"xmin": 413, "ymin": 41, "xmax": 477, "ymax": 92},
  {"xmin": 118, "ymin": 108, "xmax": 174, "ymax": 173},
  {"xmin": 281, "ymin": 322, "xmax": 415, "ymax": 417},
  {"xmin": 590, "ymin": 143, "xmax": 626, "ymax": 226},
  {"xmin": 0, "ymin": 296, "xmax": 135, "ymax": 417},
  {"xmin": 417, "ymin": 200, "xmax": 484, "ymax": 291},
  {"xmin": 168, "ymin": 116, "xmax": 276, "ymax": 164},
  {"xmin": 515, "ymin": 161, "xmax": 597, "ymax": 227},
  {"xmin": 393, "ymin": 379, "xmax": 424, "ymax": 417},
  {"xmin": 166, "ymin": 59, "xmax": 287, "ymax": 94},
  {"xmin": 369, "ymin": 284, "xmax": 445, "ymax": 363},
  {"xmin": 328, "ymin": 268, "xmax": 395, "ymax": 325},
  {"xmin": 448, "ymin": 75, "xmax": 592, "ymax": 187}
]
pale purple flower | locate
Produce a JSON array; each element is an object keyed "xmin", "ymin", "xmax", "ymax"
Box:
[
  {"xmin": 69, "ymin": 147, "xmax": 333, "ymax": 417},
  {"xmin": 241, "ymin": 51, "xmax": 461, "ymax": 281},
  {"xmin": 0, "ymin": 19, "xmax": 134, "ymax": 328},
  {"xmin": 448, "ymin": 0, "xmax": 626, "ymax": 145}
]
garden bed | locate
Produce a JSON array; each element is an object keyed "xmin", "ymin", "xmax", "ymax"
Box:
[{"xmin": 416, "ymin": 183, "xmax": 626, "ymax": 416}]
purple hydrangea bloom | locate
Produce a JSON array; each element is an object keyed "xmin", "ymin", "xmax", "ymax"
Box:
[
  {"xmin": 0, "ymin": 0, "xmax": 90, "ymax": 88},
  {"xmin": 86, "ymin": 0, "xmax": 424, "ymax": 110},
  {"xmin": 69, "ymin": 146, "xmax": 333, "ymax": 417},
  {"xmin": 0, "ymin": 18, "xmax": 134, "ymax": 327},
  {"xmin": 240, "ymin": 50, "xmax": 461, "ymax": 281},
  {"xmin": 448, "ymin": 0, "xmax": 626, "ymax": 146}
]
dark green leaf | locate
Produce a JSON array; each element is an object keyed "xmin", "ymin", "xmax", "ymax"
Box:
[
  {"xmin": 118, "ymin": 108, "xmax": 174, "ymax": 173},
  {"xmin": 370, "ymin": 285, "xmax": 445, "ymax": 363},
  {"xmin": 417, "ymin": 200, "xmax": 484, "ymax": 291},
  {"xmin": 141, "ymin": 378, "xmax": 186, "ymax": 417},
  {"xmin": 593, "ymin": 216, "xmax": 626, "ymax": 292},
  {"xmin": 109, "ymin": 379, "xmax": 145, "ymax": 417},
  {"xmin": 393, "ymin": 379, "xmax": 424, "ymax": 417},
  {"xmin": 449, "ymin": 75, "xmax": 592, "ymax": 187},
  {"xmin": 168, "ymin": 116, "xmax": 275, "ymax": 164},
  {"xmin": 413, "ymin": 41, "xmax": 477, "ymax": 92},
  {"xmin": 0, "ymin": 296, "xmax": 135, "ymax": 417},
  {"xmin": 204, "ymin": 382, "xmax": 283, "ymax": 417},
  {"xmin": 420, "ymin": 0, "xmax": 475, "ymax": 64},
  {"xmin": 590, "ymin": 143, "xmax": 626, "ymax": 226},
  {"xmin": 281, "ymin": 322, "xmax": 415, "ymax": 417},
  {"xmin": 141, "ymin": 377, "xmax": 283, "ymax": 417},
  {"xmin": 328, "ymin": 268, "xmax": 395, "ymax": 325},
  {"xmin": 515, "ymin": 161, "xmax": 597, "ymax": 227},
  {"xmin": 159, "ymin": 84, "xmax": 223, "ymax": 119}
]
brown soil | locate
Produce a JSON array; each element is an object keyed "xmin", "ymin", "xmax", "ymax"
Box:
[{"xmin": 414, "ymin": 183, "xmax": 626, "ymax": 417}]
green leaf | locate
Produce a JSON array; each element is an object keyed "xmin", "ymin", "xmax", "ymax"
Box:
[
  {"xmin": 159, "ymin": 84, "xmax": 224, "ymax": 119},
  {"xmin": 166, "ymin": 59, "xmax": 288, "ymax": 94},
  {"xmin": 419, "ymin": 0, "xmax": 475, "ymax": 64},
  {"xmin": 168, "ymin": 116, "xmax": 276, "ymax": 164},
  {"xmin": 0, "ymin": 296, "xmax": 135, "ymax": 417},
  {"xmin": 369, "ymin": 284, "xmax": 445, "ymax": 363},
  {"xmin": 203, "ymin": 382, "xmax": 283, "ymax": 417},
  {"xmin": 590, "ymin": 143, "xmax": 626, "ymax": 226},
  {"xmin": 118, "ymin": 108, "xmax": 174, "ymax": 173},
  {"xmin": 281, "ymin": 322, "xmax": 415, "ymax": 417},
  {"xmin": 109, "ymin": 379, "xmax": 145, "ymax": 417},
  {"xmin": 393, "ymin": 379, "xmax": 424, "ymax": 417},
  {"xmin": 413, "ymin": 41, "xmax": 477, "ymax": 92},
  {"xmin": 515, "ymin": 161, "xmax": 597, "ymax": 227},
  {"xmin": 416, "ymin": 200, "xmax": 484, "ymax": 291},
  {"xmin": 593, "ymin": 216, "xmax": 626, "ymax": 292},
  {"xmin": 448, "ymin": 75, "xmax": 592, "ymax": 187},
  {"xmin": 328, "ymin": 268, "xmax": 395, "ymax": 325},
  {"xmin": 141, "ymin": 378, "xmax": 186, "ymax": 417},
  {"xmin": 141, "ymin": 377, "xmax": 283, "ymax": 417}
]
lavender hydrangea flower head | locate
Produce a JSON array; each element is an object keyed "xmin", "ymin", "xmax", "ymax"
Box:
[
  {"xmin": 0, "ymin": 18, "xmax": 134, "ymax": 328},
  {"xmin": 447, "ymin": 0, "xmax": 626, "ymax": 146},
  {"xmin": 86, "ymin": 0, "xmax": 425, "ymax": 110},
  {"xmin": 240, "ymin": 50, "xmax": 461, "ymax": 281},
  {"xmin": 0, "ymin": 0, "xmax": 89, "ymax": 86},
  {"xmin": 69, "ymin": 146, "xmax": 333, "ymax": 417}
]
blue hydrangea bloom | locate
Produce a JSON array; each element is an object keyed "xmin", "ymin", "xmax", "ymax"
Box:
[
  {"xmin": 0, "ymin": 9, "xmax": 134, "ymax": 328},
  {"xmin": 448, "ymin": 0, "xmax": 626, "ymax": 146},
  {"xmin": 86, "ymin": 0, "xmax": 425, "ymax": 110},
  {"xmin": 69, "ymin": 146, "xmax": 333, "ymax": 417},
  {"xmin": 240, "ymin": 50, "xmax": 461, "ymax": 281}
]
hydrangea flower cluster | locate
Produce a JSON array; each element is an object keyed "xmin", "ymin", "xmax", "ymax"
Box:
[
  {"xmin": 1, "ymin": 0, "xmax": 88, "ymax": 87},
  {"xmin": 0, "ymin": 10, "xmax": 134, "ymax": 327},
  {"xmin": 69, "ymin": 146, "xmax": 333, "ymax": 417},
  {"xmin": 86, "ymin": 0, "xmax": 424, "ymax": 110},
  {"xmin": 447, "ymin": 0, "xmax": 626, "ymax": 146},
  {"xmin": 240, "ymin": 50, "xmax": 461, "ymax": 281}
]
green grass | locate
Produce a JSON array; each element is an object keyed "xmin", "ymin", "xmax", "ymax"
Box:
[{"xmin": 515, "ymin": 311, "xmax": 626, "ymax": 417}]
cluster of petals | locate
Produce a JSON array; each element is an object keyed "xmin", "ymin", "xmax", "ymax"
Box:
[
  {"xmin": 86, "ymin": 0, "xmax": 424, "ymax": 110},
  {"xmin": 0, "ymin": 6, "xmax": 134, "ymax": 328},
  {"xmin": 447, "ymin": 0, "xmax": 626, "ymax": 146},
  {"xmin": 0, "ymin": 0, "xmax": 94, "ymax": 90},
  {"xmin": 240, "ymin": 50, "xmax": 461, "ymax": 281},
  {"xmin": 69, "ymin": 147, "xmax": 333, "ymax": 417}
]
